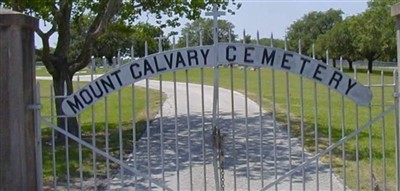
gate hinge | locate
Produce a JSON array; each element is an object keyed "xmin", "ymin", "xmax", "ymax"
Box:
[{"xmin": 27, "ymin": 104, "xmax": 42, "ymax": 110}]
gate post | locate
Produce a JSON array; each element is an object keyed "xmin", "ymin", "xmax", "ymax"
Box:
[
  {"xmin": 392, "ymin": 3, "xmax": 400, "ymax": 190},
  {"xmin": 0, "ymin": 9, "xmax": 39, "ymax": 191}
]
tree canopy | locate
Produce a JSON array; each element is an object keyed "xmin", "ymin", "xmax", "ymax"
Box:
[
  {"xmin": 176, "ymin": 18, "xmax": 237, "ymax": 47},
  {"xmin": 288, "ymin": 0, "xmax": 397, "ymax": 72},
  {"xmin": 129, "ymin": 22, "xmax": 170, "ymax": 57},
  {"xmin": 286, "ymin": 8, "xmax": 343, "ymax": 56},
  {"xmin": 355, "ymin": 0, "xmax": 396, "ymax": 70},
  {"xmin": 254, "ymin": 36, "xmax": 285, "ymax": 49},
  {"xmin": 315, "ymin": 17, "xmax": 360, "ymax": 70},
  {"xmin": 70, "ymin": 16, "xmax": 170, "ymax": 62}
]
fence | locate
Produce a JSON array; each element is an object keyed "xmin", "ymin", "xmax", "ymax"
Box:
[{"xmin": 36, "ymin": 33, "xmax": 399, "ymax": 190}]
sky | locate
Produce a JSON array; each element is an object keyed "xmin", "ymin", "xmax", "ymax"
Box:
[
  {"xmin": 224, "ymin": 0, "xmax": 368, "ymax": 38},
  {"xmin": 34, "ymin": 0, "xmax": 369, "ymax": 48}
]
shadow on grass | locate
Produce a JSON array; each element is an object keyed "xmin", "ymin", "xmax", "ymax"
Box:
[{"xmin": 41, "ymin": 120, "xmax": 148, "ymax": 184}]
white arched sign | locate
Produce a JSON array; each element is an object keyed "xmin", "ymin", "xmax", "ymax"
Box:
[{"xmin": 62, "ymin": 43, "xmax": 372, "ymax": 116}]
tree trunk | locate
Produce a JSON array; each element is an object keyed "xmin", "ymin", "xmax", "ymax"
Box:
[
  {"xmin": 332, "ymin": 59, "xmax": 336, "ymax": 68},
  {"xmin": 52, "ymin": 70, "xmax": 79, "ymax": 141},
  {"xmin": 106, "ymin": 56, "xmax": 113, "ymax": 66},
  {"xmin": 348, "ymin": 60, "xmax": 353, "ymax": 71},
  {"xmin": 319, "ymin": 56, "xmax": 326, "ymax": 63},
  {"xmin": 367, "ymin": 59, "xmax": 373, "ymax": 73}
]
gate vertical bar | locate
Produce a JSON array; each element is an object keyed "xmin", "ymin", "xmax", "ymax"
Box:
[
  {"xmin": 34, "ymin": 83, "xmax": 43, "ymax": 191},
  {"xmin": 145, "ymin": 41, "xmax": 151, "ymax": 189},
  {"xmin": 156, "ymin": 35, "xmax": 166, "ymax": 190},
  {"xmin": 50, "ymin": 84, "xmax": 57, "ymax": 189},
  {"xmin": 326, "ymin": 50, "xmax": 333, "ymax": 191},
  {"xmin": 354, "ymin": 68, "xmax": 360, "ymax": 191},
  {"xmin": 256, "ymin": 31, "xmax": 264, "ymax": 189},
  {"xmin": 199, "ymin": 29, "xmax": 208, "ymax": 191},
  {"xmin": 339, "ymin": 57, "xmax": 347, "ymax": 191},
  {"xmin": 172, "ymin": 35, "xmax": 180, "ymax": 191},
  {"xmin": 90, "ymin": 57, "xmax": 98, "ymax": 190},
  {"xmin": 284, "ymin": 39, "xmax": 292, "ymax": 191},
  {"xmin": 117, "ymin": 58, "xmax": 124, "ymax": 187},
  {"xmin": 367, "ymin": 70, "xmax": 373, "ymax": 191},
  {"xmin": 205, "ymin": 5, "xmax": 225, "ymax": 191},
  {"xmin": 63, "ymin": 82, "xmax": 71, "ymax": 190},
  {"xmin": 103, "ymin": 57, "xmax": 111, "ymax": 189},
  {"xmin": 76, "ymin": 75, "xmax": 84, "ymax": 189},
  {"xmin": 381, "ymin": 70, "xmax": 387, "ymax": 191},
  {"xmin": 312, "ymin": 44, "xmax": 319, "ymax": 191},
  {"xmin": 242, "ymin": 29, "xmax": 251, "ymax": 191},
  {"xmin": 228, "ymin": 27, "xmax": 238, "ymax": 191},
  {"xmin": 298, "ymin": 39, "xmax": 306, "ymax": 191},
  {"xmin": 184, "ymin": 33, "xmax": 194, "ymax": 191},
  {"xmin": 391, "ymin": 4, "xmax": 400, "ymax": 190},
  {"xmin": 129, "ymin": 48, "xmax": 137, "ymax": 188}
]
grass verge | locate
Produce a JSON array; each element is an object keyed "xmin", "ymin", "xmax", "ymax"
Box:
[{"xmin": 38, "ymin": 79, "xmax": 163, "ymax": 184}]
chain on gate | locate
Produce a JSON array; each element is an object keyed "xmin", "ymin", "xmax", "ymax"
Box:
[
  {"xmin": 214, "ymin": 128, "xmax": 225, "ymax": 191},
  {"xmin": 208, "ymin": 3, "xmax": 227, "ymax": 191}
]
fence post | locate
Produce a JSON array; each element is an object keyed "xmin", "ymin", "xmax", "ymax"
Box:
[
  {"xmin": 392, "ymin": 3, "xmax": 400, "ymax": 191},
  {"xmin": 0, "ymin": 9, "xmax": 39, "ymax": 191}
]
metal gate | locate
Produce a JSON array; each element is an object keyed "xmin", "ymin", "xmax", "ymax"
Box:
[{"xmin": 36, "ymin": 5, "xmax": 400, "ymax": 191}]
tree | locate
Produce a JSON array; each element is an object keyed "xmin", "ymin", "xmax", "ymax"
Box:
[
  {"xmin": 130, "ymin": 22, "xmax": 170, "ymax": 57},
  {"xmin": 70, "ymin": 17, "xmax": 169, "ymax": 63},
  {"xmin": 313, "ymin": 0, "xmax": 396, "ymax": 72},
  {"xmin": 92, "ymin": 21, "xmax": 137, "ymax": 63},
  {"xmin": 0, "ymin": 0, "xmax": 240, "ymax": 139},
  {"xmin": 351, "ymin": 4, "xmax": 395, "ymax": 72},
  {"xmin": 176, "ymin": 18, "xmax": 237, "ymax": 47},
  {"xmin": 250, "ymin": 37, "xmax": 285, "ymax": 49},
  {"xmin": 286, "ymin": 9, "xmax": 343, "ymax": 56},
  {"xmin": 315, "ymin": 17, "xmax": 359, "ymax": 70},
  {"xmin": 68, "ymin": 15, "xmax": 134, "ymax": 64},
  {"xmin": 244, "ymin": 34, "xmax": 252, "ymax": 44},
  {"xmin": 367, "ymin": 0, "xmax": 396, "ymax": 63}
]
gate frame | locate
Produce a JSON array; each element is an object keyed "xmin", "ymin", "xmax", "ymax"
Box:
[{"xmin": 391, "ymin": 3, "xmax": 400, "ymax": 189}]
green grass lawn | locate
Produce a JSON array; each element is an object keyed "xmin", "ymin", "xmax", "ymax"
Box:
[
  {"xmin": 36, "ymin": 66, "xmax": 51, "ymax": 76},
  {"xmin": 38, "ymin": 79, "xmax": 162, "ymax": 183},
  {"xmin": 36, "ymin": 65, "xmax": 107, "ymax": 77},
  {"xmin": 159, "ymin": 67, "xmax": 397, "ymax": 190}
]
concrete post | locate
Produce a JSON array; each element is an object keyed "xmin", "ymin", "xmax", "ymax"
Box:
[
  {"xmin": 0, "ymin": 9, "xmax": 39, "ymax": 191},
  {"xmin": 392, "ymin": 3, "xmax": 400, "ymax": 190}
]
